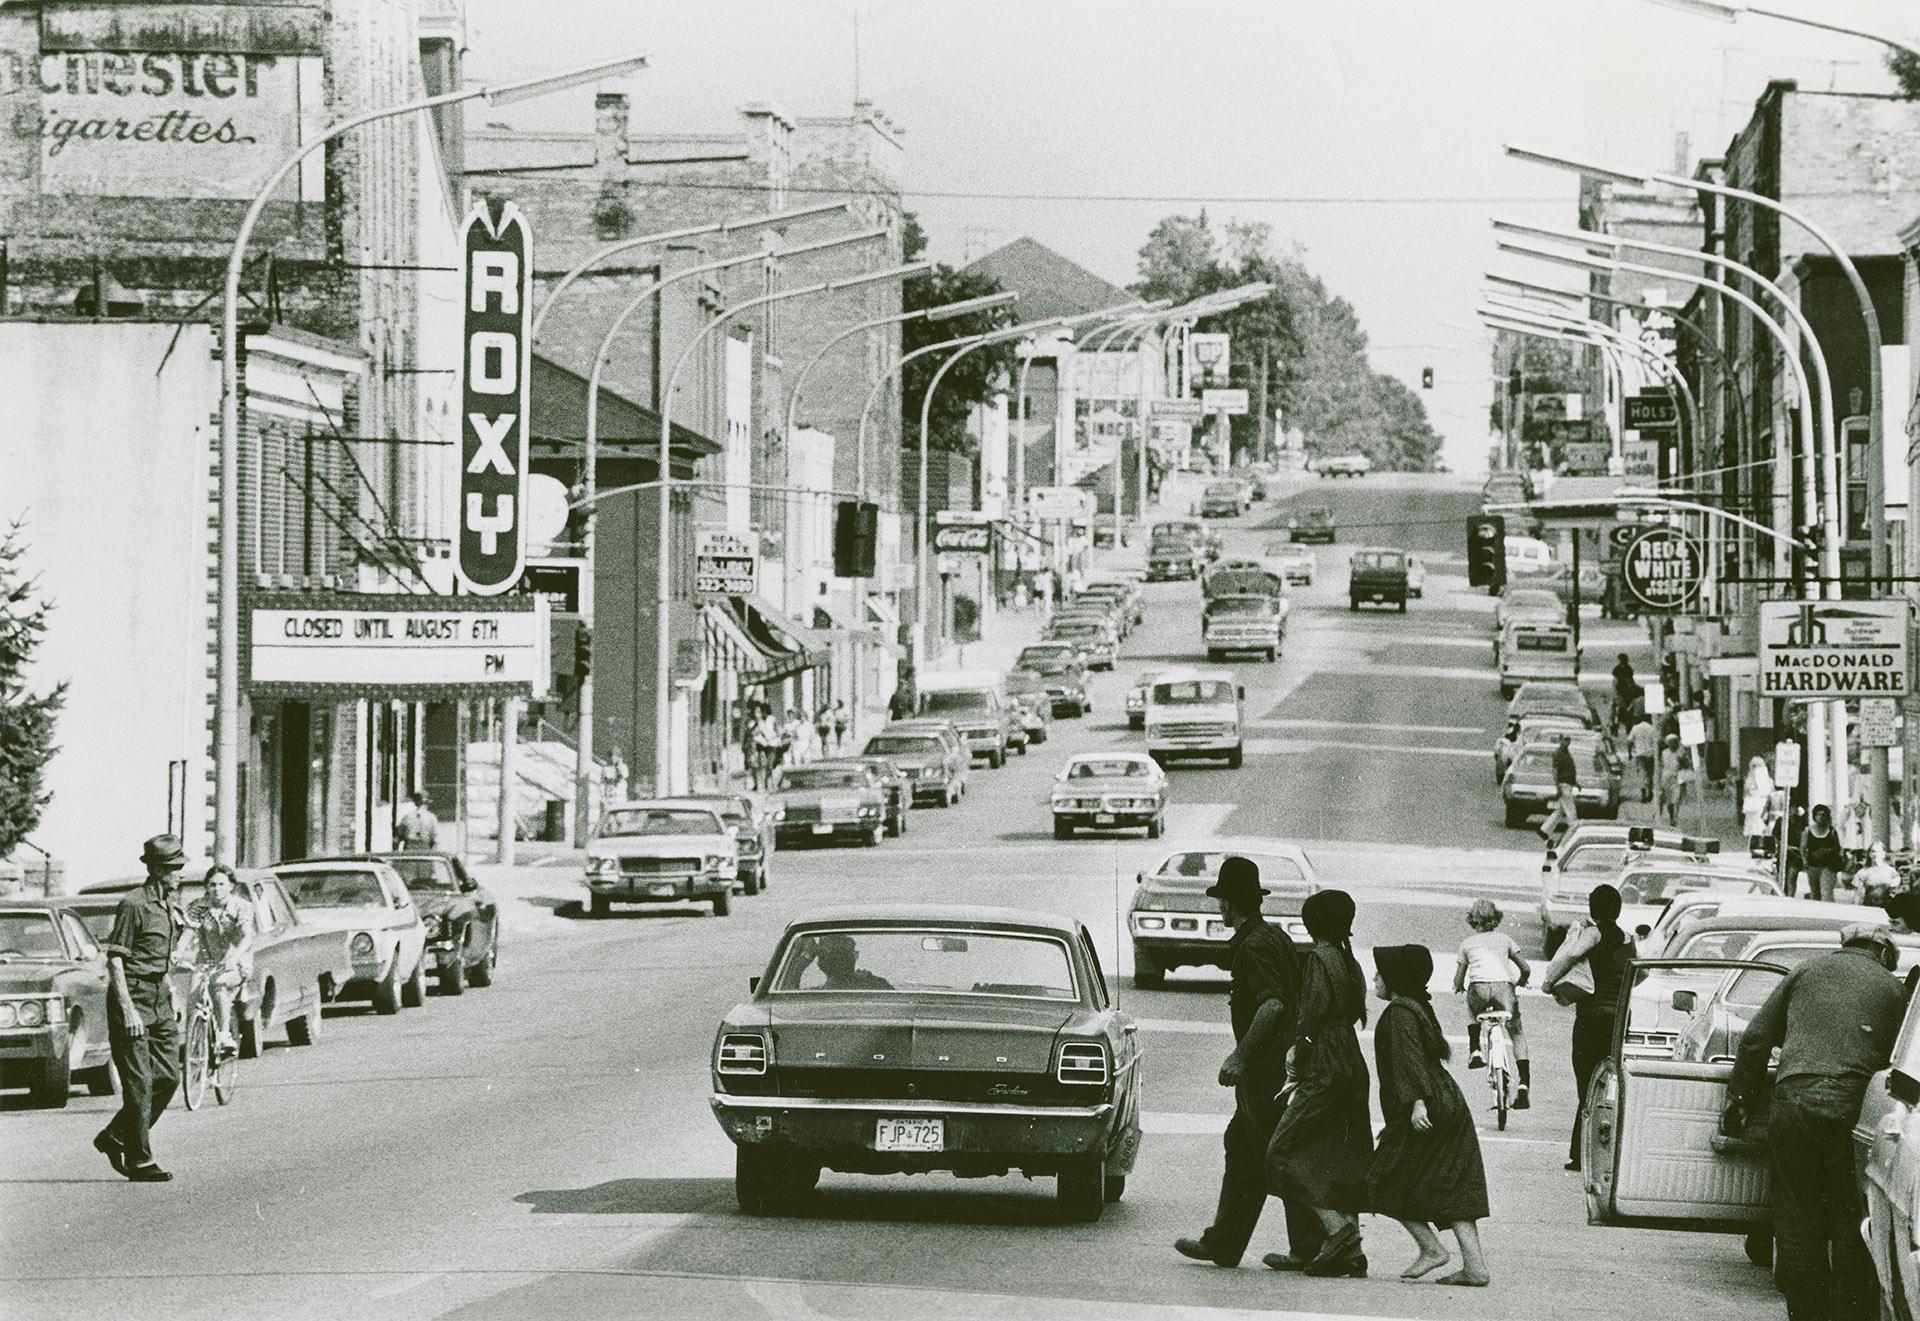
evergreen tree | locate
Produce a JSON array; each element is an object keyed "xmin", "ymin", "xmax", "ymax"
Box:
[{"xmin": 0, "ymin": 521, "xmax": 66, "ymax": 858}]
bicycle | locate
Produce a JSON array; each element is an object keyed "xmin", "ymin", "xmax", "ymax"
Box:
[
  {"xmin": 1477, "ymin": 1008, "xmax": 1517, "ymax": 1131},
  {"xmin": 181, "ymin": 967, "xmax": 240, "ymax": 1111}
]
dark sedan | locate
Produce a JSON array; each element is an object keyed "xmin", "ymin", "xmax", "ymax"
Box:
[
  {"xmin": 840, "ymin": 756, "xmax": 913, "ymax": 836},
  {"xmin": 709, "ymin": 904, "xmax": 1143, "ymax": 1221},
  {"xmin": 332, "ymin": 853, "xmax": 501, "ymax": 995},
  {"xmin": 0, "ymin": 900, "xmax": 116, "ymax": 1107}
]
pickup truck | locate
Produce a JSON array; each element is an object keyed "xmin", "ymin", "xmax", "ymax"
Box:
[
  {"xmin": 1348, "ymin": 547, "xmax": 1409, "ymax": 612},
  {"xmin": 1204, "ymin": 594, "xmax": 1284, "ymax": 662}
]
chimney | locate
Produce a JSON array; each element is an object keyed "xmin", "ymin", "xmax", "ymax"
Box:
[{"xmin": 595, "ymin": 92, "xmax": 629, "ymax": 166}]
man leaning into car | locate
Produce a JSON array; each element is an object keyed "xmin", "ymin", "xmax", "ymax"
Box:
[
  {"xmin": 1726, "ymin": 925, "xmax": 1903, "ymax": 1321},
  {"xmin": 93, "ymin": 833, "xmax": 189, "ymax": 1182}
]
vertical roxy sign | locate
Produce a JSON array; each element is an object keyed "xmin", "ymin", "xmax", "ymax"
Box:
[{"xmin": 455, "ymin": 200, "xmax": 533, "ymax": 596}]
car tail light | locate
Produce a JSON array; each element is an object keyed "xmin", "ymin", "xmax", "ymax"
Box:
[
  {"xmin": 1056, "ymin": 1041, "xmax": 1109, "ymax": 1086},
  {"xmin": 718, "ymin": 1031, "xmax": 769, "ymax": 1075}
]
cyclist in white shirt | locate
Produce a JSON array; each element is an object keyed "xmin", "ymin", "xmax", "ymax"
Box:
[{"xmin": 1453, "ymin": 899, "xmax": 1531, "ymax": 1109}]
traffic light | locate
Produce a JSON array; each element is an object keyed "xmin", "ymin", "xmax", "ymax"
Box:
[
  {"xmin": 833, "ymin": 500, "xmax": 878, "ymax": 578},
  {"xmin": 574, "ymin": 626, "xmax": 592, "ymax": 677},
  {"xmin": 1421, "ymin": 366, "xmax": 1434, "ymax": 390},
  {"xmin": 1467, "ymin": 515, "xmax": 1505, "ymax": 589}
]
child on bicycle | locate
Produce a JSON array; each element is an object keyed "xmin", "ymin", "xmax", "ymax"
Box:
[
  {"xmin": 186, "ymin": 864, "xmax": 255, "ymax": 1057},
  {"xmin": 1454, "ymin": 899, "xmax": 1530, "ymax": 1110}
]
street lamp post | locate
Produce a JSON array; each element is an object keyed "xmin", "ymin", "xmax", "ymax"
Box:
[
  {"xmin": 568, "ymin": 227, "xmax": 886, "ymax": 848},
  {"xmin": 214, "ymin": 51, "xmax": 649, "ymax": 862},
  {"xmin": 651, "ymin": 259, "xmax": 931, "ymax": 795}
]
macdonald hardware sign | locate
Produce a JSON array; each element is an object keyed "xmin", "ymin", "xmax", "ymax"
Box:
[
  {"xmin": 931, "ymin": 510, "xmax": 994, "ymax": 554},
  {"xmin": 1620, "ymin": 526, "xmax": 1703, "ymax": 611},
  {"xmin": 1758, "ymin": 599, "xmax": 1909, "ymax": 699},
  {"xmin": 454, "ymin": 200, "xmax": 534, "ymax": 596}
]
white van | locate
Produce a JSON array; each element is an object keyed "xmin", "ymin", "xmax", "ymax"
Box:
[
  {"xmin": 1145, "ymin": 667, "xmax": 1245, "ymax": 768},
  {"xmin": 916, "ymin": 670, "xmax": 1017, "ymax": 768},
  {"xmin": 1498, "ymin": 621, "xmax": 1578, "ymax": 697},
  {"xmin": 1503, "ymin": 535, "xmax": 1554, "ymax": 581}
]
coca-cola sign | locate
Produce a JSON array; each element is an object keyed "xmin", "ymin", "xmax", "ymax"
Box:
[{"xmin": 932, "ymin": 512, "xmax": 993, "ymax": 554}]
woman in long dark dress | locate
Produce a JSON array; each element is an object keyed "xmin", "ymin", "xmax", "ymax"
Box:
[
  {"xmin": 1265, "ymin": 889, "xmax": 1373, "ymax": 1278},
  {"xmin": 1368, "ymin": 944, "xmax": 1491, "ymax": 1287}
]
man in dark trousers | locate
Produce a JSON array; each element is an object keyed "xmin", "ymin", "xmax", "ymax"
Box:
[
  {"xmin": 1726, "ymin": 925, "xmax": 1903, "ymax": 1320},
  {"xmin": 1174, "ymin": 857, "xmax": 1325, "ymax": 1269},
  {"xmin": 1539, "ymin": 733, "xmax": 1581, "ymax": 841},
  {"xmin": 93, "ymin": 834, "xmax": 188, "ymax": 1182}
]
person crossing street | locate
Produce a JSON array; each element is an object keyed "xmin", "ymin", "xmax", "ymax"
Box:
[
  {"xmin": 1538, "ymin": 734, "xmax": 1580, "ymax": 841},
  {"xmin": 92, "ymin": 834, "xmax": 189, "ymax": 1183}
]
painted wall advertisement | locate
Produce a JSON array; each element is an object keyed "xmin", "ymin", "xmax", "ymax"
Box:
[{"xmin": 12, "ymin": 50, "xmax": 322, "ymax": 199}]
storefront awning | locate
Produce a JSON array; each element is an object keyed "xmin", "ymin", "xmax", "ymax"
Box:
[
  {"xmin": 809, "ymin": 599, "xmax": 880, "ymax": 645},
  {"xmin": 865, "ymin": 594, "xmax": 900, "ymax": 628},
  {"xmin": 702, "ymin": 596, "xmax": 829, "ymax": 687}
]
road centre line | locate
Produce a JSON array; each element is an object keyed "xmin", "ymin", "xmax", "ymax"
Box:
[
  {"xmin": 1256, "ymin": 718, "xmax": 1486, "ymax": 735},
  {"xmin": 1349, "ymin": 663, "xmax": 1504, "ymax": 683},
  {"xmin": 1242, "ymin": 739, "xmax": 1484, "ymax": 759}
]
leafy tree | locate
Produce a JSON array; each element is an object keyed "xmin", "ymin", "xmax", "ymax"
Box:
[
  {"xmin": 1891, "ymin": 49, "xmax": 1920, "ymax": 98},
  {"xmin": 899, "ymin": 213, "xmax": 1017, "ymax": 454},
  {"xmin": 1486, "ymin": 333, "xmax": 1585, "ymax": 456},
  {"xmin": 0, "ymin": 521, "xmax": 66, "ymax": 858}
]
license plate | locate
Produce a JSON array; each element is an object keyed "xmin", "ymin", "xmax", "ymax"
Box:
[
  {"xmin": 648, "ymin": 883, "xmax": 676, "ymax": 897},
  {"xmin": 811, "ymin": 823, "xmax": 834, "ymax": 835},
  {"xmin": 875, "ymin": 1118, "xmax": 944, "ymax": 1152},
  {"xmin": 1095, "ymin": 813, "xmax": 1116, "ymax": 825}
]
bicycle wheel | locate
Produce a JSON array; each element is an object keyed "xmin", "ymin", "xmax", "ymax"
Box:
[
  {"xmin": 182, "ymin": 1012, "xmax": 210, "ymax": 1111},
  {"xmin": 213, "ymin": 1014, "xmax": 239, "ymax": 1106}
]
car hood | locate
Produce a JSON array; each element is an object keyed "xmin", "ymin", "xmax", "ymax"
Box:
[
  {"xmin": 290, "ymin": 905, "xmax": 417, "ymax": 934},
  {"xmin": 0, "ymin": 964, "xmax": 72, "ymax": 992},
  {"xmin": 409, "ymin": 892, "xmax": 467, "ymax": 919},
  {"xmin": 590, "ymin": 833, "xmax": 734, "ymax": 859},
  {"xmin": 767, "ymin": 995, "xmax": 1079, "ymax": 1074}
]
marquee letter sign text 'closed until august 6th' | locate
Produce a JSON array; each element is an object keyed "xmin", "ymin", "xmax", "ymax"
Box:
[{"xmin": 455, "ymin": 200, "xmax": 533, "ymax": 596}]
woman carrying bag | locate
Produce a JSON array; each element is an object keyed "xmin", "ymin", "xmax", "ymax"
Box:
[{"xmin": 1541, "ymin": 884, "xmax": 1632, "ymax": 1172}]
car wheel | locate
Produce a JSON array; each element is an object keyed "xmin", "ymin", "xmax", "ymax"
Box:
[
  {"xmin": 741, "ymin": 864, "xmax": 763, "ymax": 896},
  {"xmin": 944, "ymin": 784, "xmax": 960, "ymax": 807},
  {"xmin": 1105, "ymin": 1173, "xmax": 1127, "ymax": 1203},
  {"xmin": 1226, "ymin": 746, "xmax": 1243, "ymax": 770},
  {"xmin": 1397, "ymin": 598, "xmax": 1407, "ymax": 613},
  {"xmin": 1014, "ymin": 739, "xmax": 1027, "ymax": 756},
  {"xmin": 470, "ymin": 935, "xmax": 497, "ymax": 987},
  {"xmin": 288, "ymin": 986, "xmax": 324, "ymax": 1045},
  {"xmin": 1056, "ymin": 1157, "xmax": 1106, "ymax": 1223},
  {"xmin": 1503, "ymin": 802, "xmax": 1527, "ymax": 828},
  {"xmin": 372, "ymin": 962, "xmax": 402, "ymax": 1016},
  {"xmin": 1146, "ymin": 814, "xmax": 1164, "ymax": 840},
  {"xmin": 712, "ymin": 890, "xmax": 732, "ymax": 917},
  {"xmin": 1132, "ymin": 954, "xmax": 1164, "ymax": 989},
  {"xmin": 590, "ymin": 894, "xmax": 611, "ymax": 919},
  {"xmin": 27, "ymin": 1050, "xmax": 70, "ymax": 1108},
  {"xmin": 736, "ymin": 1146, "xmax": 815, "ymax": 1216},
  {"xmin": 401, "ymin": 955, "xmax": 427, "ymax": 1009},
  {"xmin": 1054, "ymin": 819, "xmax": 1072, "ymax": 841},
  {"xmin": 441, "ymin": 941, "xmax": 468, "ymax": 996}
]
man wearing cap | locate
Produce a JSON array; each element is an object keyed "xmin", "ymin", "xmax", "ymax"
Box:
[
  {"xmin": 92, "ymin": 834, "xmax": 189, "ymax": 1182},
  {"xmin": 1726, "ymin": 924, "xmax": 1904, "ymax": 1320},
  {"xmin": 1175, "ymin": 856, "xmax": 1320, "ymax": 1269}
]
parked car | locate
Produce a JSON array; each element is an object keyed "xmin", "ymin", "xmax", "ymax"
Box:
[
  {"xmin": 865, "ymin": 727, "xmax": 967, "ymax": 808},
  {"xmin": 1285, "ymin": 504, "xmax": 1337, "ymax": 544},
  {"xmin": 1494, "ymin": 712, "xmax": 1590, "ymax": 783},
  {"xmin": 1494, "ymin": 586, "xmax": 1566, "ymax": 640},
  {"xmin": 1858, "ymin": 963, "xmax": 1920, "ymax": 1311},
  {"xmin": 1643, "ymin": 892, "xmax": 1858, "ymax": 959},
  {"xmin": 582, "ymin": 800, "xmax": 737, "ymax": 918},
  {"xmin": 1660, "ymin": 905, "xmax": 1889, "ymax": 962},
  {"xmin": 1045, "ymin": 616, "xmax": 1119, "ymax": 671},
  {"xmin": 1266, "ymin": 541, "xmax": 1315, "ymax": 586},
  {"xmin": 1506, "ymin": 679, "xmax": 1598, "ymax": 729},
  {"xmin": 708, "ymin": 904, "xmax": 1144, "ymax": 1221},
  {"xmin": 1501, "ymin": 732, "xmax": 1622, "ymax": 828},
  {"xmin": 1077, "ymin": 577, "xmax": 1144, "ymax": 626},
  {"xmin": 1201, "ymin": 481, "xmax": 1243, "ymax": 518},
  {"xmin": 1315, "ymin": 454, "xmax": 1372, "ymax": 478},
  {"xmin": 878, "ymin": 719, "xmax": 974, "ymax": 795},
  {"xmin": 917, "ymin": 671, "xmax": 1020, "ymax": 765},
  {"xmin": 1673, "ymin": 930, "xmax": 1920, "ymax": 1064},
  {"xmin": 674, "ymin": 793, "xmax": 777, "ymax": 894},
  {"xmin": 1013, "ymin": 644, "xmax": 1092, "ymax": 717},
  {"xmin": 274, "ymin": 859, "xmax": 429, "ymax": 1015},
  {"xmin": 316, "ymin": 853, "xmax": 498, "ymax": 996},
  {"xmin": 0, "ymin": 899, "xmax": 116, "ymax": 1107},
  {"xmin": 1611, "ymin": 859, "xmax": 1778, "ymax": 945},
  {"xmin": 1536, "ymin": 825, "xmax": 1711, "ymax": 953},
  {"xmin": 1002, "ymin": 671, "xmax": 1054, "ymax": 746},
  {"xmin": 1051, "ymin": 752, "xmax": 1169, "ymax": 840},
  {"xmin": 179, "ymin": 871, "xmax": 349, "ymax": 1048},
  {"xmin": 771, "ymin": 762, "xmax": 892, "ymax": 848},
  {"xmin": 1128, "ymin": 845, "xmax": 1319, "ymax": 988},
  {"xmin": 840, "ymin": 756, "xmax": 914, "ymax": 836}
]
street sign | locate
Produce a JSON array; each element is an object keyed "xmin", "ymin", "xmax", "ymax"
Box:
[
  {"xmin": 516, "ymin": 557, "xmax": 586, "ymax": 615},
  {"xmin": 1625, "ymin": 391, "xmax": 1678, "ymax": 430},
  {"xmin": 1151, "ymin": 397, "xmax": 1204, "ymax": 421},
  {"xmin": 1861, "ymin": 697, "xmax": 1901, "ymax": 747},
  {"xmin": 1201, "ymin": 388, "xmax": 1249, "ymax": 415},
  {"xmin": 1620, "ymin": 526, "xmax": 1703, "ymax": 612},
  {"xmin": 454, "ymin": 199, "xmax": 534, "ymax": 597},
  {"xmin": 1187, "ymin": 332, "xmax": 1230, "ymax": 384},
  {"xmin": 1028, "ymin": 486, "xmax": 1093, "ymax": 523},
  {"xmin": 1621, "ymin": 439, "xmax": 1658, "ymax": 478},
  {"xmin": 1774, "ymin": 739, "xmax": 1802, "ymax": 790},
  {"xmin": 1758, "ymin": 599, "xmax": 1909, "ymax": 699},
  {"xmin": 694, "ymin": 524, "xmax": 757, "ymax": 597},
  {"xmin": 1677, "ymin": 708, "xmax": 1705, "ymax": 748},
  {"xmin": 931, "ymin": 510, "xmax": 993, "ymax": 554},
  {"xmin": 1642, "ymin": 680, "xmax": 1667, "ymax": 716}
]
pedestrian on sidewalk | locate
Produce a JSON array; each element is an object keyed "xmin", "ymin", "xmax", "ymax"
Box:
[
  {"xmin": 1538, "ymin": 735, "xmax": 1580, "ymax": 842},
  {"xmin": 1856, "ymin": 843, "xmax": 1903, "ymax": 906},
  {"xmin": 1658, "ymin": 735, "xmax": 1689, "ymax": 827},
  {"xmin": 750, "ymin": 710, "xmax": 783, "ymax": 790},
  {"xmin": 397, "ymin": 793, "xmax": 439, "ymax": 851},
  {"xmin": 1454, "ymin": 900, "xmax": 1529, "ymax": 1109},
  {"xmin": 781, "ymin": 708, "xmax": 807, "ymax": 766},
  {"xmin": 92, "ymin": 834, "xmax": 188, "ymax": 1182},
  {"xmin": 1264, "ymin": 889, "xmax": 1373, "ymax": 1279},
  {"xmin": 1368, "ymin": 944, "xmax": 1492, "ymax": 1287},
  {"xmin": 1541, "ymin": 883, "xmax": 1632, "ymax": 1172},
  {"xmin": 830, "ymin": 700, "xmax": 849, "ymax": 752},
  {"xmin": 1173, "ymin": 857, "xmax": 1323, "ymax": 1270},
  {"xmin": 1726, "ymin": 925, "xmax": 1902, "ymax": 1321},
  {"xmin": 1743, "ymin": 756, "xmax": 1777, "ymax": 855},
  {"xmin": 1629, "ymin": 714, "xmax": 1658, "ymax": 804},
  {"xmin": 1610, "ymin": 653, "xmax": 1637, "ymax": 733},
  {"xmin": 814, "ymin": 703, "xmax": 835, "ymax": 756},
  {"xmin": 1804, "ymin": 805, "xmax": 1845, "ymax": 902}
]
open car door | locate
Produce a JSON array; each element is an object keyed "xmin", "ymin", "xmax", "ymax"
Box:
[{"xmin": 1585, "ymin": 958, "xmax": 1785, "ymax": 1230}]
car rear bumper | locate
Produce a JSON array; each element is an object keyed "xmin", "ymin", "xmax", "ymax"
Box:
[
  {"xmin": 1055, "ymin": 810, "xmax": 1157, "ymax": 829},
  {"xmin": 587, "ymin": 875, "xmax": 731, "ymax": 901},
  {"xmin": 775, "ymin": 821, "xmax": 878, "ymax": 844},
  {"xmin": 710, "ymin": 1092, "xmax": 1116, "ymax": 1168}
]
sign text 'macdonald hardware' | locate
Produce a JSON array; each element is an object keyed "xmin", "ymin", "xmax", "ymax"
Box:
[
  {"xmin": 1757, "ymin": 599, "xmax": 1909, "ymax": 699},
  {"xmin": 455, "ymin": 200, "xmax": 533, "ymax": 596}
]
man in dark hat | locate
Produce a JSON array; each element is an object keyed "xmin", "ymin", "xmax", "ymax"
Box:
[
  {"xmin": 1175, "ymin": 856, "xmax": 1320, "ymax": 1268},
  {"xmin": 93, "ymin": 834, "xmax": 189, "ymax": 1182}
]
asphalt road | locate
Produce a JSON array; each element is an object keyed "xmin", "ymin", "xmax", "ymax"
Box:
[{"xmin": 0, "ymin": 474, "xmax": 1777, "ymax": 1321}]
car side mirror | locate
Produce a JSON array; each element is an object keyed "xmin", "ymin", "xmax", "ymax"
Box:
[
  {"xmin": 1670, "ymin": 989, "xmax": 1697, "ymax": 1014},
  {"xmin": 749, "ymin": 976, "xmax": 761, "ymax": 994}
]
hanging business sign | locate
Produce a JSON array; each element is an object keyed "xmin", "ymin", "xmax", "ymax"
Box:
[
  {"xmin": 1187, "ymin": 332, "xmax": 1230, "ymax": 384},
  {"xmin": 1201, "ymin": 388, "xmax": 1249, "ymax": 415},
  {"xmin": 247, "ymin": 594, "xmax": 547, "ymax": 697},
  {"xmin": 1620, "ymin": 526, "xmax": 1702, "ymax": 611},
  {"xmin": 1151, "ymin": 397, "xmax": 1204, "ymax": 422},
  {"xmin": 454, "ymin": 200, "xmax": 533, "ymax": 596},
  {"xmin": 694, "ymin": 525, "xmax": 758, "ymax": 597},
  {"xmin": 1758, "ymin": 599, "xmax": 1909, "ymax": 699},
  {"xmin": 932, "ymin": 510, "xmax": 993, "ymax": 554},
  {"xmin": 1625, "ymin": 391, "xmax": 1677, "ymax": 430},
  {"xmin": 1860, "ymin": 697, "xmax": 1901, "ymax": 748}
]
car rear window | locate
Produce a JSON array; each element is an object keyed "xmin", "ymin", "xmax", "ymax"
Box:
[
  {"xmin": 866, "ymin": 736, "xmax": 942, "ymax": 756},
  {"xmin": 1351, "ymin": 551, "xmax": 1403, "ymax": 570},
  {"xmin": 1153, "ymin": 679, "xmax": 1235, "ymax": 704},
  {"xmin": 772, "ymin": 928, "xmax": 1078, "ymax": 1000},
  {"xmin": 1155, "ymin": 851, "xmax": 1308, "ymax": 884},
  {"xmin": 922, "ymin": 691, "xmax": 992, "ymax": 714}
]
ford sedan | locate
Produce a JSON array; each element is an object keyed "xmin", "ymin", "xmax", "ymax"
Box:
[
  {"xmin": 0, "ymin": 900, "xmax": 116, "ymax": 1107},
  {"xmin": 1051, "ymin": 753, "xmax": 1168, "ymax": 840},
  {"xmin": 708, "ymin": 904, "xmax": 1142, "ymax": 1221}
]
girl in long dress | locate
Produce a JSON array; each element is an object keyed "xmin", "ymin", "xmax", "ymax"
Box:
[
  {"xmin": 1265, "ymin": 889, "xmax": 1373, "ymax": 1277},
  {"xmin": 1367, "ymin": 943, "xmax": 1492, "ymax": 1287}
]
